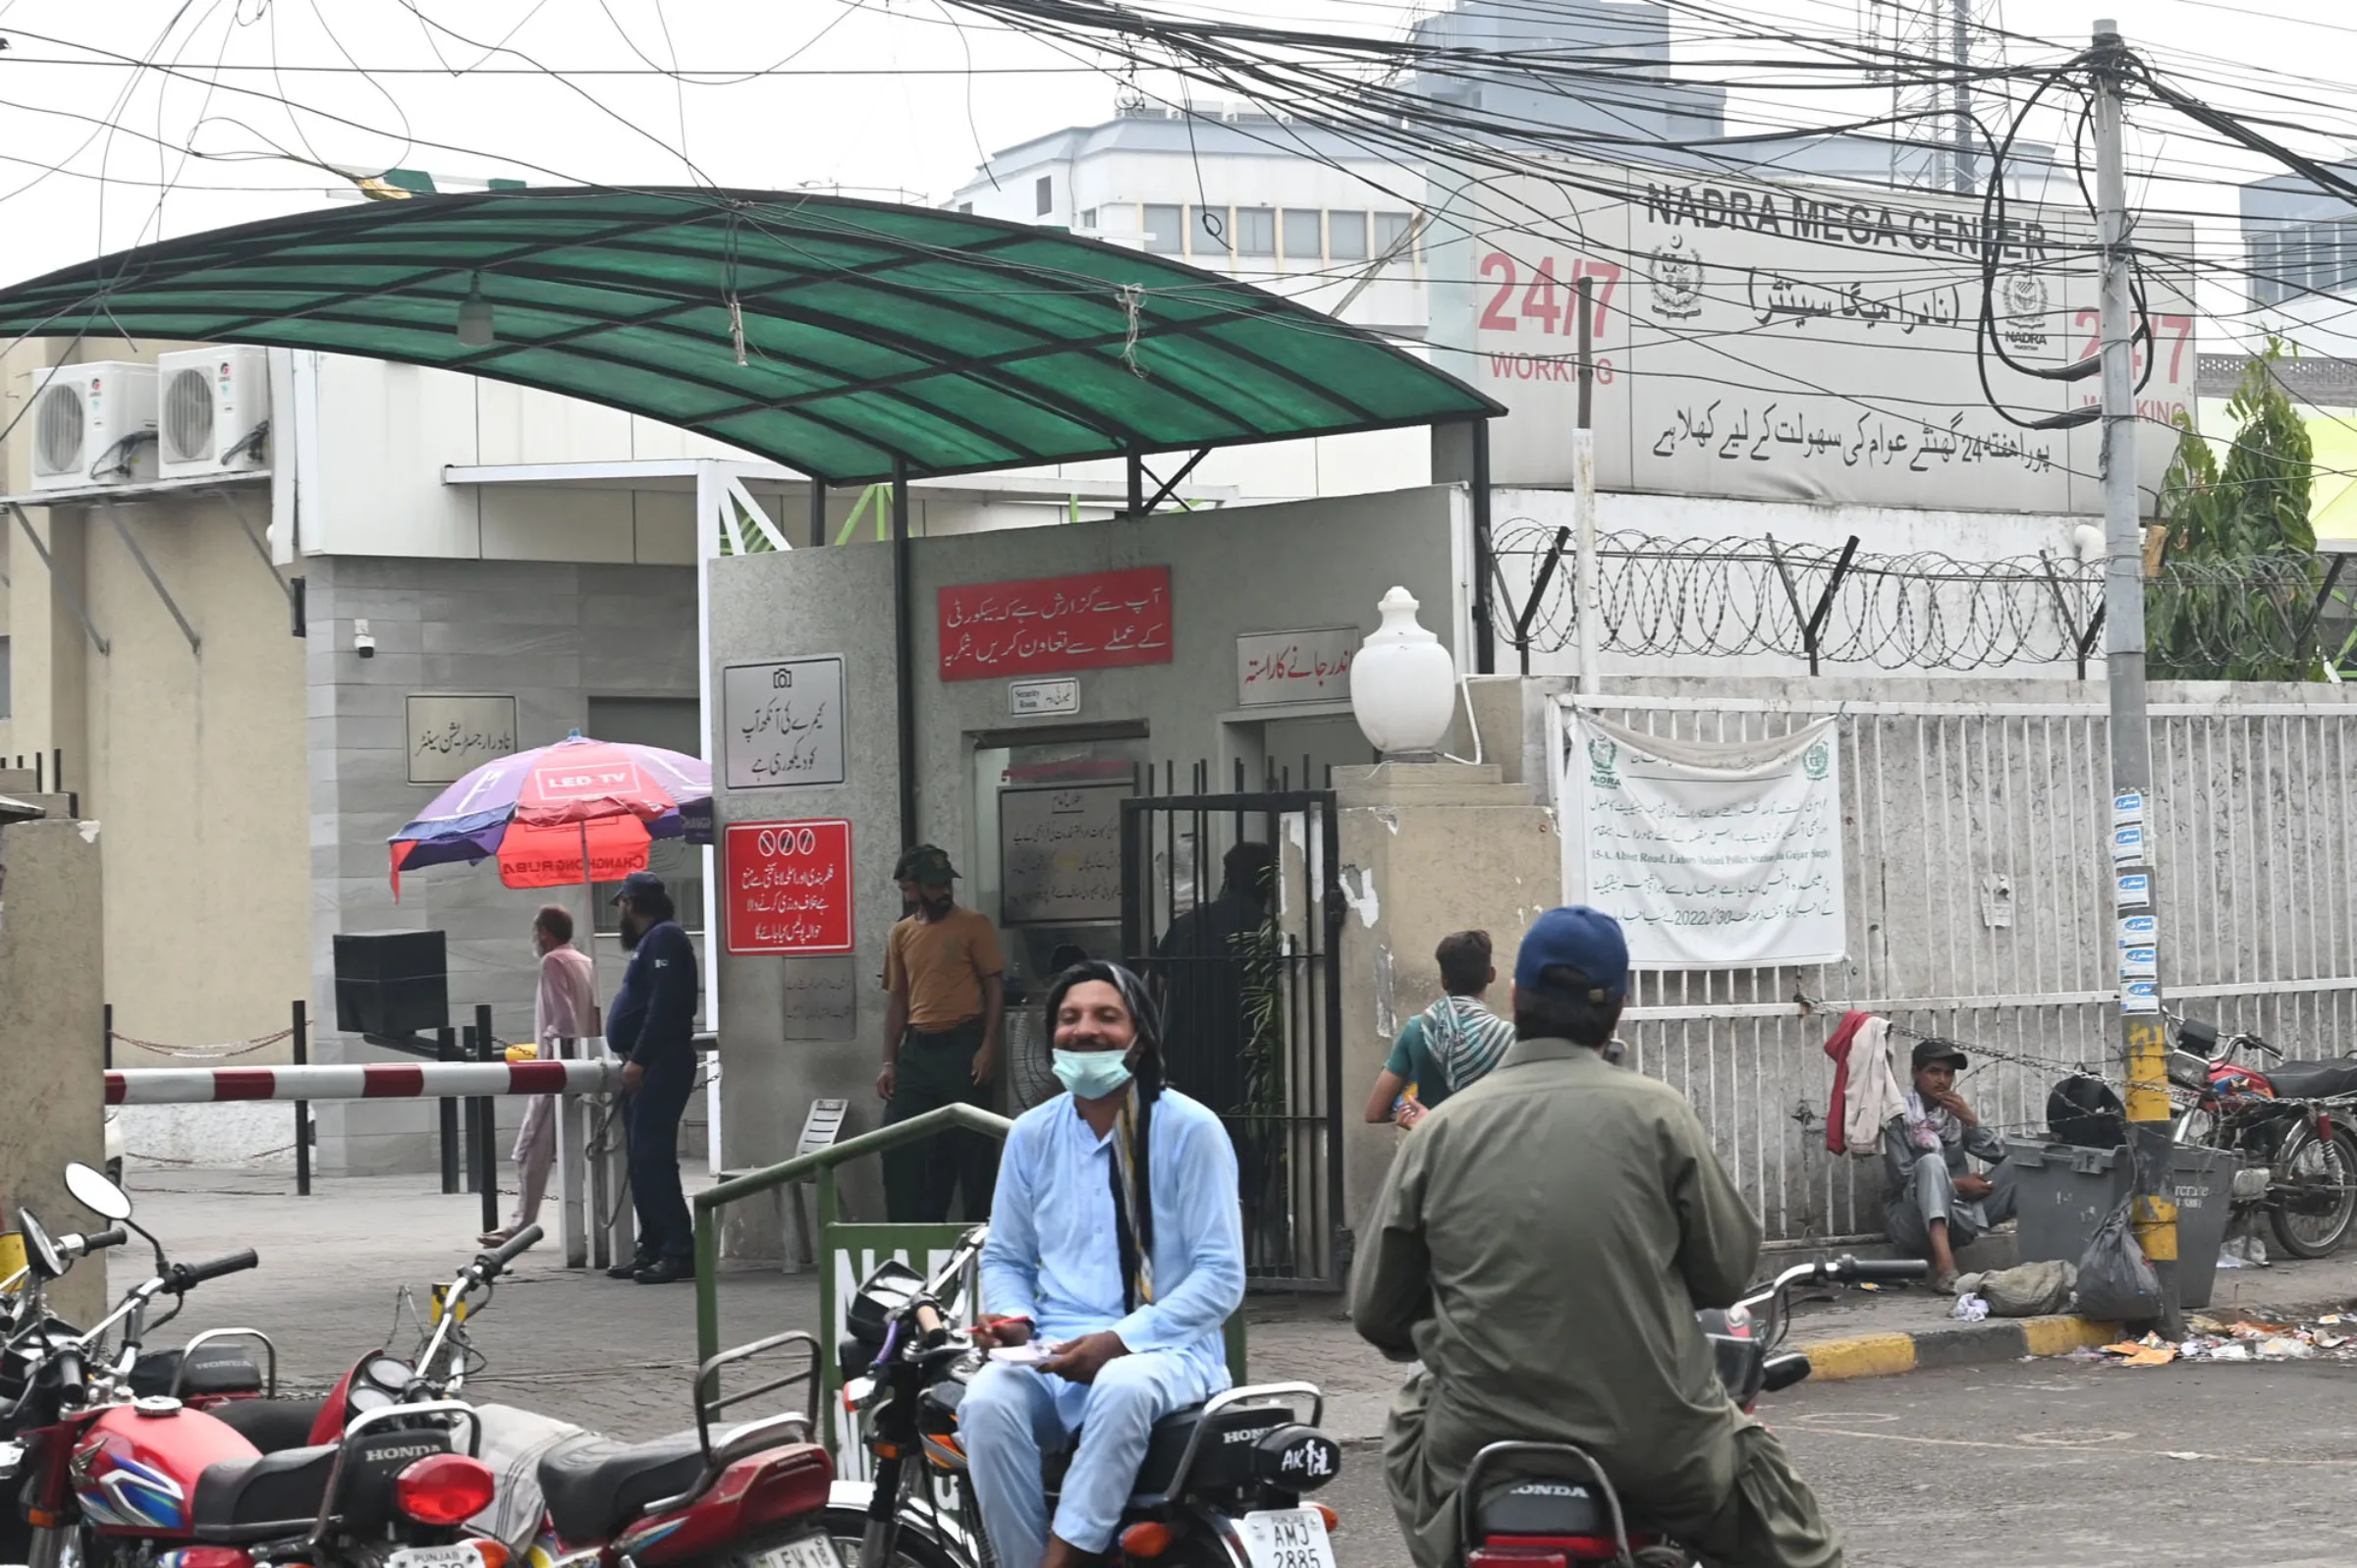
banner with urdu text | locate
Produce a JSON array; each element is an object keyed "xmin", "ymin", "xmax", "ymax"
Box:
[{"xmin": 1560, "ymin": 710, "xmax": 1846, "ymax": 968}]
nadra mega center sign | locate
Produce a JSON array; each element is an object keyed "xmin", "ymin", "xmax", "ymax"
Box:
[{"xmin": 1428, "ymin": 162, "xmax": 2194, "ymax": 514}]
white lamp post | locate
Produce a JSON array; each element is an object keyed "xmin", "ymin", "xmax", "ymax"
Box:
[{"xmin": 1350, "ymin": 586, "xmax": 1457, "ymax": 762}]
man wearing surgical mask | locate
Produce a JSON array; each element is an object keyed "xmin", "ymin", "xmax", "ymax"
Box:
[{"xmin": 961, "ymin": 960, "xmax": 1245, "ymax": 1568}]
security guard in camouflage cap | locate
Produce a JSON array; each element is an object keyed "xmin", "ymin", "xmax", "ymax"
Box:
[{"xmin": 878, "ymin": 844, "xmax": 1006, "ymax": 1221}]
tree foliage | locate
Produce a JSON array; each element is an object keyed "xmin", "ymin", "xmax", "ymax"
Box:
[{"xmin": 2150, "ymin": 341, "xmax": 2320, "ymax": 680}]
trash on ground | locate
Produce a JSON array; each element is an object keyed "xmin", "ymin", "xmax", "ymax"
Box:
[
  {"xmin": 2083, "ymin": 1308, "xmax": 2357, "ymax": 1366},
  {"xmin": 1951, "ymin": 1293, "xmax": 1991, "ymax": 1322},
  {"xmin": 1954, "ymin": 1260, "xmax": 2074, "ymax": 1317},
  {"xmin": 2220, "ymin": 1233, "xmax": 2271, "ymax": 1267},
  {"xmin": 2099, "ymin": 1334, "xmax": 2178, "ymax": 1367}
]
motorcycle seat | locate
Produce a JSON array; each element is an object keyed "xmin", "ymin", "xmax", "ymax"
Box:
[
  {"xmin": 192, "ymin": 1444, "xmax": 339, "ymax": 1542},
  {"xmin": 2260, "ymin": 1059, "xmax": 2357, "ymax": 1100},
  {"xmin": 536, "ymin": 1431, "xmax": 709, "ymax": 1543},
  {"xmin": 1475, "ymin": 1476, "xmax": 1619, "ymax": 1539},
  {"xmin": 131, "ymin": 1347, "xmax": 264, "ymax": 1399},
  {"xmin": 1039, "ymin": 1404, "xmax": 1207, "ymax": 1503},
  {"xmin": 206, "ymin": 1397, "xmax": 329, "ymax": 1455}
]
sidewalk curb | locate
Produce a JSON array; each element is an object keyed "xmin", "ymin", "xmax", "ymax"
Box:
[{"xmin": 1798, "ymin": 1314, "xmax": 2121, "ymax": 1380}]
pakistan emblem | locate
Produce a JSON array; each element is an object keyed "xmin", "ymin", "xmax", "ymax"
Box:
[
  {"xmin": 1587, "ymin": 736, "xmax": 1620, "ymax": 789},
  {"xmin": 2001, "ymin": 270, "xmax": 2050, "ymax": 351},
  {"xmin": 1803, "ymin": 741, "xmax": 1831, "ymax": 782},
  {"xmin": 1649, "ymin": 235, "xmax": 1703, "ymax": 321}
]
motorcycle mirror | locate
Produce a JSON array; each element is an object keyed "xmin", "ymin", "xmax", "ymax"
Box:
[
  {"xmin": 15, "ymin": 1210, "xmax": 66, "ymax": 1282},
  {"xmin": 63, "ymin": 1161, "xmax": 134, "ymax": 1222}
]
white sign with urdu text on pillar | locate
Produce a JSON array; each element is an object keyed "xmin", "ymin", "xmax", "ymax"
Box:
[
  {"xmin": 1560, "ymin": 709, "xmax": 1846, "ymax": 968},
  {"xmin": 721, "ymin": 657, "xmax": 847, "ymax": 790},
  {"xmin": 1235, "ymin": 626, "xmax": 1358, "ymax": 707}
]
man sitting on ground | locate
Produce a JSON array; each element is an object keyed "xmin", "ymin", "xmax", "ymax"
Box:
[{"xmin": 1883, "ymin": 1038, "xmax": 2017, "ymax": 1294}]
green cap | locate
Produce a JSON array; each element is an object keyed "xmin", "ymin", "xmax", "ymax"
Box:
[{"xmin": 895, "ymin": 843, "xmax": 959, "ymax": 884}]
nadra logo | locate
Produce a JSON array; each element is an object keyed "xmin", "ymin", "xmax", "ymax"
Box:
[
  {"xmin": 1586, "ymin": 736, "xmax": 1619, "ymax": 790},
  {"xmin": 1803, "ymin": 740, "xmax": 1831, "ymax": 782}
]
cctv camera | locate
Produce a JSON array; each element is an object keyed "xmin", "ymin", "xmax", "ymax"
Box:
[{"xmin": 355, "ymin": 618, "xmax": 376, "ymax": 659}]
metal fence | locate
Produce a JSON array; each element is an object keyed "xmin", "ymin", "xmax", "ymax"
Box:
[{"xmin": 1562, "ymin": 686, "xmax": 2357, "ymax": 1243}]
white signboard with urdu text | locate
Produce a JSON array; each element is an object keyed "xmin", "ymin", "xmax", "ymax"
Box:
[
  {"xmin": 407, "ymin": 694, "xmax": 519, "ymax": 785},
  {"xmin": 1560, "ymin": 709, "xmax": 1846, "ymax": 968},
  {"xmin": 1000, "ymin": 782, "xmax": 1127, "ymax": 924},
  {"xmin": 1236, "ymin": 626, "xmax": 1358, "ymax": 707},
  {"xmin": 1430, "ymin": 161, "xmax": 2193, "ymax": 514},
  {"xmin": 722, "ymin": 657, "xmax": 847, "ymax": 789}
]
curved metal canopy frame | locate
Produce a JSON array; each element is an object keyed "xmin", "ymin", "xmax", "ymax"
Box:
[{"xmin": 0, "ymin": 186, "xmax": 1498, "ymax": 485}]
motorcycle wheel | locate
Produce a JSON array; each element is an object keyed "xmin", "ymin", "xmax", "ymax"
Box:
[
  {"xmin": 2270, "ymin": 1122, "xmax": 2357, "ymax": 1259},
  {"xmin": 795, "ymin": 1503, "xmax": 974, "ymax": 1568}
]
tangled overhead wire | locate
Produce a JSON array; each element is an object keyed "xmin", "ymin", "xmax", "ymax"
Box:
[{"xmin": 1490, "ymin": 524, "xmax": 2353, "ymax": 675}]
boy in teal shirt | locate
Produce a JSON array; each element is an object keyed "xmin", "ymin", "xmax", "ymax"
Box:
[{"xmin": 1361, "ymin": 931, "xmax": 1513, "ymax": 1130}]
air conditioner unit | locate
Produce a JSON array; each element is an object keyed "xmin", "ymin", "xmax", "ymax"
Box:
[
  {"xmin": 158, "ymin": 347, "xmax": 270, "ymax": 478},
  {"xmin": 29, "ymin": 361, "xmax": 159, "ymax": 492}
]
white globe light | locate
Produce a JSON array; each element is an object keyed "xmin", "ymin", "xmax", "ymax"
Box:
[{"xmin": 1349, "ymin": 586, "xmax": 1457, "ymax": 760}]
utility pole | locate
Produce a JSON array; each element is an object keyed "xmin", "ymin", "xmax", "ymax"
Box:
[
  {"xmin": 1574, "ymin": 274, "xmax": 1599, "ymax": 693},
  {"xmin": 1950, "ymin": 0, "xmax": 1975, "ymax": 192},
  {"xmin": 2091, "ymin": 21, "xmax": 2179, "ymax": 1335}
]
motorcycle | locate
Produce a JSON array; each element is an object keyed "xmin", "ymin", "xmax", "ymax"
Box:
[
  {"xmin": 1458, "ymin": 1255, "xmax": 1927, "ymax": 1568},
  {"xmin": 2167, "ymin": 1015, "xmax": 2357, "ymax": 1259},
  {"xmin": 3, "ymin": 1163, "xmax": 266, "ymax": 1568},
  {"xmin": 835, "ymin": 1224, "xmax": 1343, "ymax": 1568}
]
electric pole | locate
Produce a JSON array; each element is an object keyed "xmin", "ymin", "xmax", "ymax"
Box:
[{"xmin": 2091, "ymin": 21, "xmax": 2179, "ymax": 1335}]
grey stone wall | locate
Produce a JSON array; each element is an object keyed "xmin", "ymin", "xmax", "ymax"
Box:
[{"xmin": 304, "ymin": 555, "xmax": 704, "ymax": 1176}]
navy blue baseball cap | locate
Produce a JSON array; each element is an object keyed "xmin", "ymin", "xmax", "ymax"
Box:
[
  {"xmin": 611, "ymin": 870, "xmax": 667, "ymax": 905},
  {"xmin": 1514, "ymin": 905, "xmax": 1630, "ymax": 1003}
]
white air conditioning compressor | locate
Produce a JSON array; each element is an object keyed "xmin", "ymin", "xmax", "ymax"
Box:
[
  {"xmin": 29, "ymin": 362, "xmax": 159, "ymax": 492},
  {"xmin": 158, "ymin": 347, "xmax": 270, "ymax": 478}
]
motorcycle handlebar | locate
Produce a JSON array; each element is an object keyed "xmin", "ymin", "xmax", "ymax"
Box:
[
  {"xmin": 72, "ymin": 1228, "xmax": 129, "ymax": 1258},
  {"xmin": 477, "ymin": 1224, "xmax": 543, "ymax": 1274},
  {"xmin": 170, "ymin": 1249, "xmax": 259, "ymax": 1291},
  {"xmin": 1820, "ymin": 1256, "xmax": 1930, "ymax": 1284}
]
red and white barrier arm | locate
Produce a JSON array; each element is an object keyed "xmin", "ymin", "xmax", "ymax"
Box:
[{"xmin": 106, "ymin": 1058, "xmax": 623, "ymax": 1106}]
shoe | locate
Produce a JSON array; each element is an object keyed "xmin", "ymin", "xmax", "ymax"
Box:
[
  {"xmin": 606, "ymin": 1255, "xmax": 654, "ymax": 1279},
  {"xmin": 477, "ymin": 1227, "xmax": 517, "ymax": 1248},
  {"xmin": 633, "ymin": 1257, "xmax": 695, "ymax": 1284}
]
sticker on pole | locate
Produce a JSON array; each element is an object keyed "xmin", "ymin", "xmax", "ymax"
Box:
[
  {"xmin": 2120, "ymin": 980, "xmax": 2162, "ymax": 1015},
  {"xmin": 2110, "ymin": 824, "xmax": 2146, "ymax": 865},
  {"xmin": 2116, "ymin": 914, "xmax": 2157, "ymax": 946},
  {"xmin": 2114, "ymin": 872, "xmax": 2151, "ymax": 910},
  {"xmin": 2111, "ymin": 790, "xmax": 2146, "ymax": 828},
  {"xmin": 724, "ymin": 819, "xmax": 854, "ymax": 955},
  {"xmin": 2117, "ymin": 946, "xmax": 2158, "ymax": 979}
]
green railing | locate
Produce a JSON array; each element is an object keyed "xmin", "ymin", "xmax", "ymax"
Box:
[{"xmin": 691, "ymin": 1103, "xmax": 1247, "ymax": 1445}]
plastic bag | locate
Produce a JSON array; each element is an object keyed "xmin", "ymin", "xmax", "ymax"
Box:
[{"xmin": 2075, "ymin": 1198, "xmax": 2163, "ymax": 1323}]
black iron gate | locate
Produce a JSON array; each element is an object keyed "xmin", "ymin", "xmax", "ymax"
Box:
[{"xmin": 1120, "ymin": 776, "xmax": 1345, "ymax": 1289}]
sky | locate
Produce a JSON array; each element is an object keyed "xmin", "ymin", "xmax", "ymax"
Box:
[{"xmin": 0, "ymin": 2, "xmax": 2349, "ymax": 324}]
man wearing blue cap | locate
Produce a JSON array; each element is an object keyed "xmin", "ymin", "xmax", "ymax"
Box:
[
  {"xmin": 1352, "ymin": 905, "xmax": 1840, "ymax": 1568},
  {"xmin": 606, "ymin": 870, "xmax": 702, "ymax": 1283}
]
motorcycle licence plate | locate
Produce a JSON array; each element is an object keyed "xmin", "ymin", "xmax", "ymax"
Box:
[
  {"xmin": 1239, "ymin": 1509, "xmax": 1336, "ymax": 1568},
  {"xmin": 385, "ymin": 1546, "xmax": 485, "ymax": 1568},
  {"xmin": 751, "ymin": 1536, "xmax": 844, "ymax": 1568}
]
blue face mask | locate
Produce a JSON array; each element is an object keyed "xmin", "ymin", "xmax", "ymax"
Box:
[{"xmin": 1052, "ymin": 1049, "xmax": 1135, "ymax": 1101}]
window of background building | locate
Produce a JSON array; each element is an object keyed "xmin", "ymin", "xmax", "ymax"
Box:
[
  {"xmin": 1191, "ymin": 205, "xmax": 1230, "ymax": 255},
  {"xmin": 1036, "ymin": 175, "xmax": 1053, "ymax": 216},
  {"xmin": 1282, "ymin": 208, "xmax": 1323, "ymax": 260},
  {"xmin": 586, "ymin": 695, "xmax": 704, "ymax": 937},
  {"xmin": 1329, "ymin": 210, "xmax": 1369, "ymax": 261},
  {"xmin": 1375, "ymin": 211, "xmax": 1415, "ymax": 262},
  {"xmin": 1144, "ymin": 204, "xmax": 1183, "ymax": 254},
  {"xmin": 1079, "ymin": 207, "xmax": 1097, "ymax": 230},
  {"xmin": 1234, "ymin": 207, "xmax": 1276, "ymax": 256}
]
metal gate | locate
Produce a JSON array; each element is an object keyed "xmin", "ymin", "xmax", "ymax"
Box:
[{"xmin": 1119, "ymin": 783, "xmax": 1345, "ymax": 1288}]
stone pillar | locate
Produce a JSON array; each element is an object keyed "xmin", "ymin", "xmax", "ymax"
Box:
[
  {"xmin": 0, "ymin": 808, "xmax": 108, "ymax": 1323},
  {"xmin": 1333, "ymin": 762, "xmax": 1557, "ymax": 1259}
]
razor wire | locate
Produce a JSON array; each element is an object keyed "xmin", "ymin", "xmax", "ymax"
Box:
[{"xmin": 1491, "ymin": 524, "xmax": 2353, "ymax": 674}]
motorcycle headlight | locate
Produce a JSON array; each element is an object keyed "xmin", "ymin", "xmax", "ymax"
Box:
[{"xmin": 843, "ymin": 1376, "xmax": 878, "ymax": 1414}]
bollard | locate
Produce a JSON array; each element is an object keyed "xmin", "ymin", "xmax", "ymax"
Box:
[
  {"xmin": 292, "ymin": 1000, "xmax": 310, "ymax": 1198},
  {"xmin": 438, "ymin": 1027, "xmax": 461, "ymax": 1195}
]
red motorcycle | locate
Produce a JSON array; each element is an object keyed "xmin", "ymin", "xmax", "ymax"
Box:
[
  {"xmin": 2167, "ymin": 1016, "xmax": 2357, "ymax": 1260},
  {"xmin": 1458, "ymin": 1256, "xmax": 1925, "ymax": 1568}
]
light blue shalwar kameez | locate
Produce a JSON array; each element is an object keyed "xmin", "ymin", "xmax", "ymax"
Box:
[{"xmin": 963, "ymin": 1087, "xmax": 1244, "ymax": 1568}]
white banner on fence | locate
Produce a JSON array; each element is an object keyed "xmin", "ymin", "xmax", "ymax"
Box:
[{"xmin": 1560, "ymin": 710, "xmax": 1846, "ymax": 967}]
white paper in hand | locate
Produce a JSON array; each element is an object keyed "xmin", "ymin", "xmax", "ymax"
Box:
[{"xmin": 989, "ymin": 1343, "xmax": 1052, "ymax": 1367}]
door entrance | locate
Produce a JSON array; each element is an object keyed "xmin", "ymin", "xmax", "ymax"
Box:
[{"xmin": 1120, "ymin": 778, "xmax": 1344, "ymax": 1288}]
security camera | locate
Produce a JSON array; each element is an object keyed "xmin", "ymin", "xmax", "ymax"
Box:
[{"xmin": 355, "ymin": 618, "xmax": 376, "ymax": 659}]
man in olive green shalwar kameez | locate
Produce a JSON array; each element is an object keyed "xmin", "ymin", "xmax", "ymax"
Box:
[{"xmin": 1349, "ymin": 906, "xmax": 1842, "ymax": 1568}]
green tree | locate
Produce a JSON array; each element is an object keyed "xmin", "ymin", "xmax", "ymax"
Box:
[{"xmin": 2150, "ymin": 341, "xmax": 2320, "ymax": 680}]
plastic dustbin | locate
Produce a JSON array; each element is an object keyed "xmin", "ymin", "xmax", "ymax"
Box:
[{"xmin": 2002, "ymin": 1139, "xmax": 2238, "ymax": 1310}]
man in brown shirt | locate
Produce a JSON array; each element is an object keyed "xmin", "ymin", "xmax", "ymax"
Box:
[{"xmin": 879, "ymin": 843, "xmax": 1006, "ymax": 1221}]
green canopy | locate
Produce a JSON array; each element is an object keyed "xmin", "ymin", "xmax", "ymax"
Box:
[{"xmin": 0, "ymin": 187, "xmax": 1496, "ymax": 484}]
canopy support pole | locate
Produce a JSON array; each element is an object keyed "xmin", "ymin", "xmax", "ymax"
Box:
[
  {"xmin": 808, "ymin": 478, "xmax": 827, "ymax": 548},
  {"xmin": 1471, "ymin": 417, "xmax": 1496, "ymax": 676},
  {"xmin": 893, "ymin": 459, "xmax": 918, "ymax": 850},
  {"xmin": 1126, "ymin": 450, "xmax": 1145, "ymax": 519}
]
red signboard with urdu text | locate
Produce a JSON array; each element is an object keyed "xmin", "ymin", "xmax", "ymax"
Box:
[
  {"xmin": 937, "ymin": 566, "xmax": 1174, "ymax": 681},
  {"xmin": 724, "ymin": 819, "xmax": 854, "ymax": 956}
]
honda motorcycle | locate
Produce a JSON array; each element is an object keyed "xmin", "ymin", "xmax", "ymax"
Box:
[
  {"xmin": 2165, "ymin": 1015, "xmax": 2357, "ymax": 1259},
  {"xmin": 835, "ymin": 1224, "xmax": 1343, "ymax": 1568},
  {"xmin": 1458, "ymin": 1255, "xmax": 1927, "ymax": 1568}
]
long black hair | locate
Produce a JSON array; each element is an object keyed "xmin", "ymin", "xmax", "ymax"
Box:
[{"xmin": 1045, "ymin": 959, "xmax": 1165, "ymax": 1307}]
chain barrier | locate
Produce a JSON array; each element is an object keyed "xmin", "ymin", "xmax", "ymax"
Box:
[
  {"xmin": 1494, "ymin": 525, "xmax": 2350, "ymax": 673},
  {"xmin": 107, "ymin": 1027, "xmax": 295, "ymax": 1060}
]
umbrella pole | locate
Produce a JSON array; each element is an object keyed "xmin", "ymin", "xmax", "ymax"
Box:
[{"xmin": 579, "ymin": 819, "xmax": 604, "ymax": 1035}]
